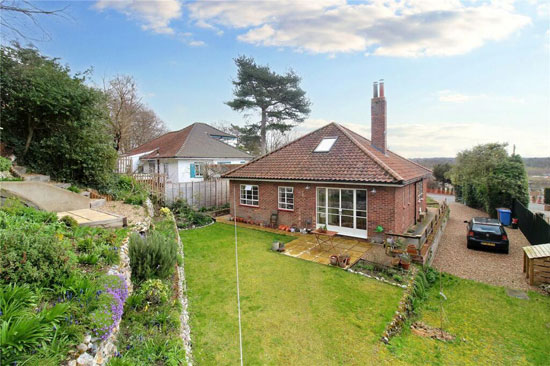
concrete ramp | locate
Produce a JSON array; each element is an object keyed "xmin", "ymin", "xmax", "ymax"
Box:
[{"xmin": 1, "ymin": 181, "xmax": 91, "ymax": 212}]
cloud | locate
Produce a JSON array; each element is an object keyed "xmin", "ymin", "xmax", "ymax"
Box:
[
  {"xmin": 189, "ymin": 40, "xmax": 206, "ymax": 47},
  {"xmin": 94, "ymin": 0, "xmax": 182, "ymax": 34},
  {"xmin": 437, "ymin": 90, "xmax": 525, "ymax": 104},
  {"xmin": 294, "ymin": 119, "xmax": 549, "ymax": 157},
  {"xmin": 188, "ymin": 0, "xmax": 531, "ymax": 57}
]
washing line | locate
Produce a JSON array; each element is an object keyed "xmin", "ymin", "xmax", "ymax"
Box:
[{"xmin": 233, "ymin": 190, "xmax": 244, "ymax": 366}]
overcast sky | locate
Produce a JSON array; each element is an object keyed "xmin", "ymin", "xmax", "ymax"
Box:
[{"xmin": 4, "ymin": 0, "xmax": 550, "ymax": 157}]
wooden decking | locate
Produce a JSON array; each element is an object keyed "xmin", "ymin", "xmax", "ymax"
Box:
[{"xmin": 57, "ymin": 209, "xmax": 126, "ymax": 228}]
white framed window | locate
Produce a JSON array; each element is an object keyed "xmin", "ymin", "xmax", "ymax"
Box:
[
  {"xmin": 278, "ymin": 186, "xmax": 294, "ymax": 211},
  {"xmin": 240, "ymin": 184, "xmax": 259, "ymax": 206},
  {"xmin": 314, "ymin": 137, "xmax": 338, "ymax": 152},
  {"xmin": 194, "ymin": 163, "xmax": 203, "ymax": 178}
]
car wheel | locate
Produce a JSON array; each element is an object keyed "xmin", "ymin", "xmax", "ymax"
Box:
[
  {"xmin": 503, "ymin": 247, "xmax": 509, "ymax": 254},
  {"xmin": 467, "ymin": 241, "xmax": 473, "ymax": 249}
]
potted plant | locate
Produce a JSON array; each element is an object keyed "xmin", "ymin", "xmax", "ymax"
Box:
[
  {"xmin": 373, "ymin": 225, "xmax": 384, "ymax": 244},
  {"xmin": 399, "ymin": 253, "xmax": 411, "ymax": 270},
  {"xmin": 318, "ymin": 225, "xmax": 328, "ymax": 233}
]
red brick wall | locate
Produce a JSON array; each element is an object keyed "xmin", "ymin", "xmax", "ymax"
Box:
[
  {"xmin": 394, "ymin": 183, "xmax": 417, "ymax": 233},
  {"xmin": 371, "ymin": 96, "xmax": 387, "ymax": 153},
  {"xmin": 229, "ymin": 178, "xmax": 430, "ymax": 237}
]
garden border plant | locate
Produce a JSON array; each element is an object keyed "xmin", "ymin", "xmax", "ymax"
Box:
[
  {"xmin": 109, "ymin": 208, "xmax": 189, "ymax": 365},
  {"xmin": 380, "ymin": 265, "xmax": 439, "ymax": 343},
  {"xmin": 0, "ymin": 198, "xmax": 132, "ymax": 365}
]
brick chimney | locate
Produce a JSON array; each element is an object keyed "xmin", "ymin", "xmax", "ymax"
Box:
[{"xmin": 371, "ymin": 79, "xmax": 387, "ymax": 154}]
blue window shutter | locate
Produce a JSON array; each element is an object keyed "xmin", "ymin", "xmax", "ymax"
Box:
[{"xmin": 190, "ymin": 163, "xmax": 195, "ymax": 178}]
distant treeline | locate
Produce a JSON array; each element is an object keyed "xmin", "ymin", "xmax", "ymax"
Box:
[{"xmin": 412, "ymin": 157, "xmax": 550, "ymax": 171}]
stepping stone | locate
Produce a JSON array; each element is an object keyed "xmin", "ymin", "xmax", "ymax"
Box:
[{"xmin": 506, "ymin": 288, "xmax": 529, "ymax": 300}]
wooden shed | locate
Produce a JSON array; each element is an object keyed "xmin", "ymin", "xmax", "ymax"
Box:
[{"xmin": 522, "ymin": 244, "xmax": 550, "ymax": 286}]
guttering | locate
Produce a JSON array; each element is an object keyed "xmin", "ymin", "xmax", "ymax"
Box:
[{"xmin": 225, "ymin": 177, "xmax": 407, "ymax": 187}]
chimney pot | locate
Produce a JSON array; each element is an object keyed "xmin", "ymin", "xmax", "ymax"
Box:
[
  {"xmin": 379, "ymin": 79, "xmax": 385, "ymax": 98},
  {"xmin": 373, "ymin": 81, "xmax": 378, "ymax": 98}
]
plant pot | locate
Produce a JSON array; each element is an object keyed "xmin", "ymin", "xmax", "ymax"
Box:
[
  {"xmin": 400, "ymin": 261, "xmax": 410, "ymax": 270},
  {"xmin": 407, "ymin": 244, "xmax": 417, "ymax": 255},
  {"xmin": 272, "ymin": 241, "xmax": 280, "ymax": 251},
  {"xmin": 330, "ymin": 255, "xmax": 338, "ymax": 266}
]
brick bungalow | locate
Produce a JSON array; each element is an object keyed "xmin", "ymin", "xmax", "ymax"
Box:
[{"xmin": 223, "ymin": 81, "xmax": 431, "ymax": 238}]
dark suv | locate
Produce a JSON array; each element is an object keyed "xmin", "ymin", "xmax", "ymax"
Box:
[{"xmin": 464, "ymin": 217, "xmax": 509, "ymax": 254}]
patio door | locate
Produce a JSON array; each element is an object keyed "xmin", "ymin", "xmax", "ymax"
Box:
[{"xmin": 316, "ymin": 188, "xmax": 368, "ymax": 238}]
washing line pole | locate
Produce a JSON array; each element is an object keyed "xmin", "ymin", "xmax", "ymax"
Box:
[{"xmin": 233, "ymin": 189, "xmax": 244, "ymax": 366}]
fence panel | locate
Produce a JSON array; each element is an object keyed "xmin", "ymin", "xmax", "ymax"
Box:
[
  {"xmin": 165, "ymin": 179, "xmax": 230, "ymax": 208},
  {"xmin": 513, "ymin": 199, "xmax": 550, "ymax": 245}
]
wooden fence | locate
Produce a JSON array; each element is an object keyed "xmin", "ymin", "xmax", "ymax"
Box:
[
  {"xmin": 133, "ymin": 173, "xmax": 166, "ymax": 194},
  {"xmin": 513, "ymin": 199, "xmax": 550, "ymax": 245},
  {"xmin": 116, "ymin": 156, "xmax": 132, "ymax": 174},
  {"xmin": 165, "ymin": 179, "xmax": 230, "ymax": 208}
]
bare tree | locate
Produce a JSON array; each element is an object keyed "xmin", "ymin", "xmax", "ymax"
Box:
[
  {"xmin": 0, "ymin": 0, "xmax": 68, "ymax": 41},
  {"xmin": 104, "ymin": 75, "xmax": 166, "ymax": 152},
  {"xmin": 127, "ymin": 107, "xmax": 167, "ymax": 150},
  {"xmin": 267, "ymin": 128, "xmax": 297, "ymax": 152}
]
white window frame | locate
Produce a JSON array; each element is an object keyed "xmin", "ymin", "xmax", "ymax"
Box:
[
  {"xmin": 194, "ymin": 162, "xmax": 203, "ymax": 178},
  {"xmin": 278, "ymin": 186, "xmax": 294, "ymax": 211},
  {"xmin": 240, "ymin": 184, "xmax": 259, "ymax": 207},
  {"xmin": 314, "ymin": 137, "xmax": 338, "ymax": 152}
]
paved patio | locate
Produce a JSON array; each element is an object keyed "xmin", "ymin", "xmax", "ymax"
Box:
[
  {"xmin": 282, "ymin": 235, "xmax": 392, "ymax": 268},
  {"xmin": 217, "ymin": 215, "xmax": 395, "ymax": 269}
]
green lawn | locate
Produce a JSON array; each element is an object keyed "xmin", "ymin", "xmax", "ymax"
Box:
[
  {"xmin": 385, "ymin": 273, "xmax": 550, "ymax": 366},
  {"xmin": 182, "ymin": 223, "xmax": 403, "ymax": 365},
  {"xmin": 182, "ymin": 224, "xmax": 550, "ymax": 366}
]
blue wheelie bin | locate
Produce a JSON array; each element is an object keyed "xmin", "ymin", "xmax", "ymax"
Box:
[{"xmin": 496, "ymin": 208, "xmax": 512, "ymax": 226}]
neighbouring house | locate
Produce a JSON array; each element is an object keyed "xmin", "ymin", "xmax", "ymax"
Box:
[
  {"xmin": 121, "ymin": 122, "xmax": 252, "ymax": 183},
  {"xmin": 223, "ymin": 81, "xmax": 431, "ymax": 238}
]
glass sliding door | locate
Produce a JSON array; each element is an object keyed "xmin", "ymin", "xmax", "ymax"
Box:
[{"xmin": 316, "ymin": 187, "xmax": 368, "ymax": 238}]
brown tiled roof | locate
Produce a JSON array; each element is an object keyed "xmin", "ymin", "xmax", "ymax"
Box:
[
  {"xmin": 125, "ymin": 123, "xmax": 251, "ymax": 159},
  {"xmin": 223, "ymin": 122, "xmax": 430, "ymax": 184}
]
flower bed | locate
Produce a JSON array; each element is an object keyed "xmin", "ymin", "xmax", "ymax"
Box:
[
  {"xmin": 108, "ymin": 212, "xmax": 187, "ymax": 365},
  {"xmin": 0, "ymin": 198, "xmax": 129, "ymax": 365},
  {"xmin": 170, "ymin": 199, "xmax": 213, "ymax": 229},
  {"xmin": 350, "ymin": 259, "xmax": 410, "ymax": 287}
]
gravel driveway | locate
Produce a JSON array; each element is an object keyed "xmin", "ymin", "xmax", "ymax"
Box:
[{"xmin": 432, "ymin": 201, "xmax": 534, "ymax": 291}]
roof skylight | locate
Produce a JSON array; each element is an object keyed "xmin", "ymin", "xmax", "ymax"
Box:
[{"xmin": 314, "ymin": 137, "xmax": 337, "ymax": 152}]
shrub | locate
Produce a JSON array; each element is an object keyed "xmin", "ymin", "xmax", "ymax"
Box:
[
  {"xmin": 0, "ymin": 197, "xmax": 57, "ymax": 224},
  {"xmin": 138, "ymin": 279, "xmax": 170, "ymax": 306},
  {"xmin": 67, "ymin": 185, "xmax": 81, "ymax": 193},
  {"xmin": 128, "ymin": 232, "xmax": 178, "ymax": 284},
  {"xmin": 105, "ymin": 175, "xmax": 149, "ymax": 206},
  {"xmin": 170, "ymin": 198, "xmax": 213, "ymax": 229},
  {"xmin": 0, "ymin": 156, "xmax": 12, "ymax": 171},
  {"xmin": 0, "ymin": 218, "xmax": 75, "ymax": 287},
  {"xmin": 60, "ymin": 215, "xmax": 78, "ymax": 228}
]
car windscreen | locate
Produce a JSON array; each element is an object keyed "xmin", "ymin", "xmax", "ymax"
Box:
[{"xmin": 472, "ymin": 224, "xmax": 502, "ymax": 235}]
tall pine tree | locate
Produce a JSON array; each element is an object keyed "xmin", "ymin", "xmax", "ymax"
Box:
[{"xmin": 226, "ymin": 56, "xmax": 310, "ymax": 154}]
